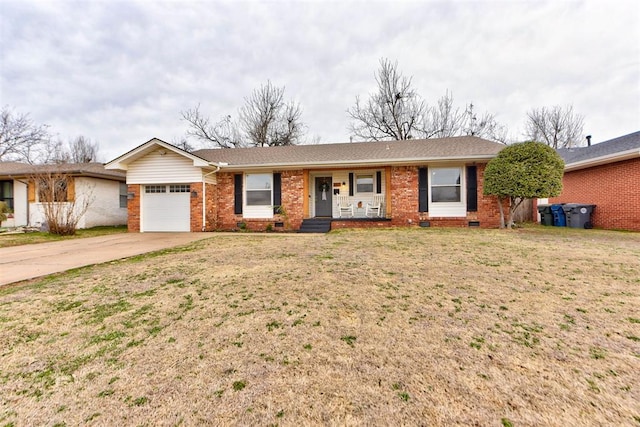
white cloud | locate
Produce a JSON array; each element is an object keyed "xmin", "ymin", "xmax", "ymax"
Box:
[{"xmin": 1, "ymin": 0, "xmax": 638, "ymax": 161}]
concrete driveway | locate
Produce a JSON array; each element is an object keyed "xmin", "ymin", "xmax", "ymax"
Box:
[{"xmin": 0, "ymin": 233, "xmax": 213, "ymax": 286}]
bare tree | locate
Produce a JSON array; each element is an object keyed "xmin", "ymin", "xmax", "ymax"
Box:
[
  {"xmin": 45, "ymin": 136, "xmax": 100, "ymax": 164},
  {"xmin": 32, "ymin": 170, "xmax": 94, "ymax": 235},
  {"xmin": 524, "ymin": 105, "xmax": 585, "ymax": 149},
  {"xmin": 182, "ymin": 82, "xmax": 304, "ymax": 149},
  {"xmin": 0, "ymin": 106, "xmax": 49, "ymax": 163},
  {"xmin": 348, "ymin": 58, "xmax": 428, "ymax": 141},
  {"xmin": 239, "ymin": 81, "xmax": 304, "ymax": 147},
  {"xmin": 462, "ymin": 103, "xmax": 509, "ymax": 143},
  {"xmin": 348, "ymin": 60, "xmax": 508, "ymax": 143},
  {"xmin": 67, "ymin": 136, "xmax": 99, "ymax": 163},
  {"xmin": 424, "ymin": 91, "xmax": 465, "ymax": 138},
  {"xmin": 171, "ymin": 137, "xmax": 195, "ymax": 152},
  {"xmin": 182, "ymin": 105, "xmax": 244, "ymax": 149}
]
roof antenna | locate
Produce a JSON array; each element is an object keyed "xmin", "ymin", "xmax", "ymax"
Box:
[{"xmin": 586, "ymin": 135, "xmax": 592, "ymax": 147}]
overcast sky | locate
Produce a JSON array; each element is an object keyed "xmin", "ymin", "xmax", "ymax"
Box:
[{"xmin": 1, "ymin": 0, "xmax": 638, "ymax": 162}]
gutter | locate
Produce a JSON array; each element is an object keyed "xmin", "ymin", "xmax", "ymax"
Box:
[
  {"xmin": 214, "ymin": 154, "xmax": 499, "ymax": 172},
  {"xmin": 201, "ymin": 163, "xmax": 227, "ymax": 231},
  {"xmin": 564, "ymin": 148, "xmax": 640, "ymax": 172}
]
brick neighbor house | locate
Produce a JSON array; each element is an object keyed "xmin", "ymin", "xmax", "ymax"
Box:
[
  {"xmin": 548, "ymin": 131, "xmax": 640, "ymax": 231},
  {"xmin": 105, "ymin": 136, "xmax": 507, "ymax": 232}
]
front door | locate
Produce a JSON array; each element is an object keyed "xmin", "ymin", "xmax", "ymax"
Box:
[{"xmin": 315, "ymin": 177, "xmax": 333, "ymax": 217}]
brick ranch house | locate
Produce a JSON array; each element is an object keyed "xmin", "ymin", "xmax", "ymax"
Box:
[
  {"xmin": 547, "ymin": 130, "xmax": 640, "ymax": 231},
  {"xmin": 105, "ymin": 136, "xmax": 507, "ymax": 232}
]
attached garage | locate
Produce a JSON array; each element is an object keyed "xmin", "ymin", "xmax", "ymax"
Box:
[{"xmin": 141, "ymin": 184, "xmax": 191, "ymax": 232}]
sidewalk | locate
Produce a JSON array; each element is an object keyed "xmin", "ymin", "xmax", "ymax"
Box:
[{"xmin": 0, "ymin": 233, "xmax": 213, "ymax": 286}]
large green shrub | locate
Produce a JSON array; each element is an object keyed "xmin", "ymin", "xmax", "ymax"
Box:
[{"xmin": 484, "ymin": 141, "xmax": 564, "ymax": 228}]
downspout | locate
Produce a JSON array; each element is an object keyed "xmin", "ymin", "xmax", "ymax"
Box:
[{"xmin": 201, "ymin": 163, "xmax": 226, "ymax": 231}]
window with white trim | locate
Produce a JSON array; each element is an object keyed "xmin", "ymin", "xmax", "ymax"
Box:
[
  {"xmin": 119, "ymin": 183, "xmax": 128, "ymax": 208},
  {"xmin": 246, "ymin": 174, "xmax": 272, "ymax": 206},
  {"xmin": 431, "ymin": 168, "xmax": 461, "ymax": 203},
  {"xmin": 356, "ymin": 174, "xmax": 374, "ymax": 193},
  {"xmin": 1, "ymin": 181, "xmax": 13, "ymax": 210}
]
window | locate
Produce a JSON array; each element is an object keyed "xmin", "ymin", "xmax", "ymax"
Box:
[
  {"xmin": 145, "ymin": 185, "xmax": 166, "ymax": 193},
  {"xmin": 119, "ymin": 183, "xmax": 128, "ymax": 208},
  {"xmin": 431, "ymin": 168, "xmax": 461, "ymax": 203},
  {"xmin": 0, "ymin": 181, "xmax": 13, "ymax": 210},
  {"xmin": 38, "ymin": 177, "xmax": 68, "ymax": 202},
  {"xmin": 356, "ymin": 174, "xmax": 374, "ymax": 193},
  {"xmin": 246, "ymin": 174, "xmax": 272, "ymax": 206},
  {"xmin": 170, "ymin": 184, "xmax": 191, "ymax": 193}
]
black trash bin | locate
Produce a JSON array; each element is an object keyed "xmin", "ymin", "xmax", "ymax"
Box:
[
  {"xmin": 562, "ymin": 204, "xmax": 596, "ymax": 229},
  {"xmin": 551, "ymin": 204, "xmax": 566, "ymax": 226},
  {"xmin": 537, "ymin": 204, "xmax": 553, "ymax": 226}
]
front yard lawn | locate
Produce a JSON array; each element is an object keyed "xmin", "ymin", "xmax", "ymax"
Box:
[
  {"xmin": 0, "ymin": 227, "xmax": 638, "ymax": 425},
  {"xmin": 0, "ymin": 225, "xmax": 127, "ymax": 248}
]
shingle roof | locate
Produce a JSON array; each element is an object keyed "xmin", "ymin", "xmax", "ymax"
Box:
[
  {"xmin": 557, "ymin": 131, "xmax": 640, "ymax": 165},
  {"xmin": 0, "ymin": 162, "xmax": 126, "ymax": 180},
  {"xmin": 191, "ymin": 136, "xmax": 504, "ymax": 169}
]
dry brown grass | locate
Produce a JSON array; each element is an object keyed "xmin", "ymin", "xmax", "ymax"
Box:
[{"xmin": 1, "ymin": 227, "xmax": 639, "ymax": 426}]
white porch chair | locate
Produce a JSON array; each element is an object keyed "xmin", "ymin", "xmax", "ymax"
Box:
[
  {"xmin": 365, "ymin": 194, "xmax": 384, "ymax": 218},
  {"xmin": 337, "ymin": 195, "xmax": 354, "ymax": 218}
]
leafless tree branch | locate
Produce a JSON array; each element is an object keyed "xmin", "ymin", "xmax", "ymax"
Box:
[{"xmin": 525, "ymin": 105, "xmax": 584, "ymax": 148}]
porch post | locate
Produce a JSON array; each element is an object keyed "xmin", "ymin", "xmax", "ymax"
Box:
[
  {"xmin": 385, "ymin": 166, "xmax": 392, "ymax": 218},
  {"xmin": 303, "ymin": 170, "xmax": 309, "ymax": 218}
]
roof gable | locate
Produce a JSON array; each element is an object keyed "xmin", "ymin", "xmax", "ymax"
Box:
[{"xmin": 105, "ymin": 138, "xmax": 215, "ymax": 171}]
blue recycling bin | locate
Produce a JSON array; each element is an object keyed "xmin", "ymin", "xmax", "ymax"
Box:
[{"xmin": 551, "ymin": 204, "xmax": 566, "ymax": 226}]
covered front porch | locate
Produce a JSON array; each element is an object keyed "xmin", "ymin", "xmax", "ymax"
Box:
[{"xmin": 305, "ymin": 168, "xmax": 391, "ymax": 220}]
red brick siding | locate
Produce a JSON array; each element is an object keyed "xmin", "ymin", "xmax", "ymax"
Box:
[
  {"xmin": 550, "ymin": 158, "xmax": 640, "ymax": 231},
  {"xmin": 279, "ymin": 170, "xmax": 304, "ymax": 230},
  {"xmin": 127, "ymin": 184, "xmax": 140, "ymax": 232},
  {"xmin": 204, "ymin": 182, "xmax": 218, "ymax": 231},
  {"xmin": 216, "ymin": 172, "xmax": 239, "ymax": 230},
  {"xmin": 215, "ymin": 171, "xmax": 304, "ymax": 231},
  {"xmin": 389, "ymin": 164, "xmax": 502, "ymax": 229},
  {"xmin": 189, "ymin": 182, "xmax": 202, "ymax": 232},
  {"xmin": 390, "ymin": 166, "xmax": 421, "ymax": 226},
  {"xmin": 130, "ymin": 164, "xmax": 504, "ymax": 232}
]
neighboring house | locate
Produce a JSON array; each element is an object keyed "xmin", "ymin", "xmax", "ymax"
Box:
[
  {"xmin": 548, "ymin": 131, "xmax": 640, "ymax": 231},
  {"xmin": 0, "ymin": 162, "xmax": 128, "ymax": 229},
  {"xmin": 105, "ymin": 136, "xmax": 507, "ymax": 232}
]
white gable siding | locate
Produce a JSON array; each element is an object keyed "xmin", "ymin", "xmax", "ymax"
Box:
[{"xmin": 127, "ymin": 149, "xmax": 204, "ymax": 184}]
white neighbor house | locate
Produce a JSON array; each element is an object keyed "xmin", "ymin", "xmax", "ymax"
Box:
[{"xmin": 0, "ymin": 162, "xmax": 127, "ymax": 229}]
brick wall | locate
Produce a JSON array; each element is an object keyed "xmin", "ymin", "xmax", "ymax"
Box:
[
  {"xmin": 127, "ymin": 184, "xmax": 140, "ymax": 232},
  {"xmin": 279, "ymin": 170, "xmax": 304, "ymax": 230},
  {"xmin": 129, "ymin": 164, "xmax": 505, "ymax": 232},
  {"xmin": 215, "ymin": 171, "xmax": 305, "ymax": 231},
  {"xmin": 204, "ymin": 182, "xmax": 218, "ymax": 231},
  {"xmin": 550, "ymin": 158, "xmax": 640, "ymax": 231},
  {"xmin": 389, "ymin": 163, "xmax": 502, "ymax": 229},
  {"xmin": 216, "ymin": 172, "xmax": 238, "ymax": 230},
  {"xmin": 190, "ymin": 182, "xmax": 202, "ymax": 232}
]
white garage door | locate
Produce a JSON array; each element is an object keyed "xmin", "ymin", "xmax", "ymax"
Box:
[{"xmin": 142, "ymin": 184, "xmax": 191, "ymax": 232}]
